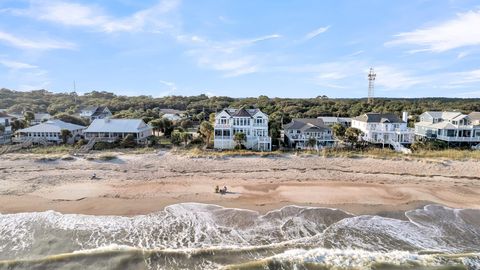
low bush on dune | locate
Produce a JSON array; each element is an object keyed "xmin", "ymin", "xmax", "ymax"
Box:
[{"xmin": 98, "ymin": 154, "xmax": 117, "ymax": 161}]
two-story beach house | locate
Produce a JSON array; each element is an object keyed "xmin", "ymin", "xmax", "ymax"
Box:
[
  {"xmin": 351, "ymin": 112, "xmax": 414, "ymax": 146},
  {"xmin": 0, "ymin": 112, "xmax": 13, "ymax": 145},
  {"xmin": 9, "ymin": 112, "xmax": 52, "ymax": 126},
  {"xmin": 83, "ymin": 118, "xmax": 153, "ymax": 144},
  {"xmin": 317, "ymin": 116, "xmax": 352, "ymax": 127},
  {"xmin": 14, "ymin": 120, "xmax": 85, "ymax": 144},
  {"xmin": 283, "ymin": 118, "xmax": 335, "ymax": 149},
  {"xmin": 415, "ymin": 111, "xmax": 480, "ymax": 146},
  {"xmin": 80, "ymin": 106, "xmax": 112, "ymax": 122},
  {"xmin": 213, "ymin": 108, "xmax": 271, "ymax": 151}
]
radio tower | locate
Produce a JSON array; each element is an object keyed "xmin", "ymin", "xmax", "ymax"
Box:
[{"xmin": 367, "ymin": 67, "xmax": 376, "ymax": 104}]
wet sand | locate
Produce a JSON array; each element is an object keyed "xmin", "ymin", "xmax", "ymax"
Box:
[{"xmin": 0, "ymin": 151, "xmax": 479, "ymax": 216}]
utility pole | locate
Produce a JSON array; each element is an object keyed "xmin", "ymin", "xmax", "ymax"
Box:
[{"xmin": 368, "ymin": 67, "xmax": 376, "ymax": 104}]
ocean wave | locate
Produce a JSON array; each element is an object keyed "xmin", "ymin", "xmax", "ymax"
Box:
[{"xmin": 0, "ymin": 203, "xmax": 479, "ymax": 269}]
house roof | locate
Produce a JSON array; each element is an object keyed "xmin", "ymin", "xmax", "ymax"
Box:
[
  {"xmin": 0, "ymin": 112, "xmax": 13, "ymax": 118},
  {"xmin": 284, "ymin": 118, "xmax": 329, "ymax": 131},
  {"xmin": 317, "ymin": 116, "xmax": 352, "ymax": 123},
  {"xmin": 223, "ymin": 108, "xmax": 261, "ymax": 118},
  {"xmin": 34, "ymin": 113, "xmax": 51, "ymax": 120},
  {"xmin": 84, "ymin": 119, "xmax": 151, "ymax": 133},
  {"xmin": 354, "ymin": 113, "xmax": 404, "ymax": 123},
  {"xmin": 91, "ymin": 106, "xmax": 109, "ymax": 117},
  {"xmin": 468, "ymin": 112, "xmax": 480, "ymax": 122},
  {"xmin": 423, "ymin": 111, "xmax": 463, "ymax": 120},
  {"xmin": 160, "ymin": 108, "xmax": 185, "ymax": 115},
  {"xmin": 17, "ymin": 120, "xmax": 85, "ymax": 133}
]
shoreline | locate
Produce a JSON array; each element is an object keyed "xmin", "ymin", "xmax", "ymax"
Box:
[{"xmin": 1, "ymin": 151, "xmax": 479, "ymax": 217}]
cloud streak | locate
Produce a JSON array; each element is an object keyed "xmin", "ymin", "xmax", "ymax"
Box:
[
  {"xmin": 386, "ymin": 10, "xmax": 480, "ymax": 53},
  {"xmin": 3, "ymin": 0, "xmax": 181, "ymax": 33},
  {"xmin": 180, "ymin": 34, "xmax": 281, "ymax": 77},
  {"xmin": 303, "ymin": 26, "xmax": 330, "ymax": 41},
  {"xmin": 0, "ymin": 30, "xmax": 75, "ymax": 50}
]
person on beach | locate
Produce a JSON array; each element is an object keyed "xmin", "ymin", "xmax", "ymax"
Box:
[
  {"xmin": 215, "ymin": 185, "xmax": 219, "ymax": 193},
  {"xmin": 91, "ymin": 173, "xmax": 96, "ymax": 180}
]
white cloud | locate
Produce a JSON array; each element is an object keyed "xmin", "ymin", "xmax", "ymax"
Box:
[
  {"xmin": 374, "ymin": 66, "xmax": 428, "ymax": 90},
  {"xmin": 386, "ymin": 10, "xmax": 480, "ymax": 53},
  {"xmin": 0, "ymin": 59, "xmax": 38, "ymax": 69},
  {"xmin": 303, "ymin": 26, "xmax": 330, "ymax": 41},
  {"xmin": 180, "ymin": 34, "xmax": 281, "ymax": 77},
  {"xmin": 0, "ymin": 30, "xmax": 75, "ymax": 50},
  {"xmin": 159, "ymin": 80, "xmax": 177, "ymax": 95},
  {"xmin": 4, "ymin": 0, "xmax": 181, "ymax": 33}
]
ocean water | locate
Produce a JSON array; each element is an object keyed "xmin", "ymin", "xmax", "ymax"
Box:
[{"xmin": 0, "ymin": 203, "xmax": 479, "ymax": 270}]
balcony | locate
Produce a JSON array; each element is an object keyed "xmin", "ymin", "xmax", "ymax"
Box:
[
  {"xmin": 369, "ymin": 127, "xmax": 413, "ymax": 133},
  {"xmin": 287, "ymin": 134, "xmax": 334, "ymax": 141},
  {"xmin": 435, "ymin": 135, "xmax": 480, "ymax": 142}
]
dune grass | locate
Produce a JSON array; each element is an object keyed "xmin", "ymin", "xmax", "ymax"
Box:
[{"xmin": 177, "ymin": 147, "xmax": 480, "ymax": 160}]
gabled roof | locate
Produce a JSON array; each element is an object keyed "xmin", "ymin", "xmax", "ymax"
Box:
[
  {"xmin": 284, "ymin": 118, "xmax": 329, "ymax": 130},
  {"xmin": 91, "ymin": 106, "xmax": 110, "ymax": 117},
  {"xmin": 84, "ymin": 119, "xmax": 151, "ymax": 133},
  {"xmin": 17, "ymin": 120, "xmax": 85, "ymax": 133},
  {"xmin": 233, "ymin": 108, "xmax": 253, "ymax": 117},
  {"xmin": 222, "ymin": 108, "xmax": 262, "ymax": 118},
  {"xmin": 354, "ymin": 113, "xmax": 404, "ymax": 123},
  {"xmin": 423, "ymin": 111, "xmax": 463, "ymax": 120}
]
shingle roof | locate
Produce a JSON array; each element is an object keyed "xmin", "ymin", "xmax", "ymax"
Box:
[
  {"xmin": 223, "ymin": 108, "xmax": 261, "ymax": 118},
  {"xmin": 84, "ymin": 119, "xmax": 151, "ymax": 133},
  {"xmin": 17, "ymin": 120, "xmax": 85, "ymax": 133},
  {"xmin": 284, "ymin": 118, "xmax": 329, "ymax": 130},
  {"xmin": 354, "ymin": 113, "xmax": 404, "ymax": 123},
  {"xmin": 233, "ymin": 108, "xmax": 252, "ymax": 117},
  {"xmin": 91, "ymin": 106, "xmax": 108, "ymax": 117}
]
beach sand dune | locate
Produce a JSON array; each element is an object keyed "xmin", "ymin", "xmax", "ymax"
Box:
[{"xmin": 0, "ymin": 152, "xmax": 479, "ymax": 216}]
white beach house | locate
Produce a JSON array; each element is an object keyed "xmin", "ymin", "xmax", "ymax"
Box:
[
  {"xmin": 83, "ymin": 118, "xmax": 153, "ymax": 144},
  {"xmin": 214, "ymin": 108, "xmax": 271, "ymax": 151},
  {"xmin": 283, "ymin": 118, "xmax": 335, "ymax": 149},
  {"xmin": 0, "ymin": 112, "xmax": 14, "ymax": 145},
  {"xmin": 14, "ymin": 120, "xmax": 85, "ymax": 144},
  {"xmin": 415, "ymin": 111, "xmax": 480, "ymax": 146},
  {"xmin": 80, "ymin": 106, "xmax": 112, "ymax": 121},
  {"xmin": 351, "ymin": 112, "xmax": 414, "ymax": 146}
]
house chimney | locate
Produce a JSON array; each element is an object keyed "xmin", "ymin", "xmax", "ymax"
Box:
[{"xmin": 402, "ymin": 112, "xmax": 408, "ymax": 123}]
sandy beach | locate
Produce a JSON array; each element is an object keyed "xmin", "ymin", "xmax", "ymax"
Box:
[{"xmin": 0, "ymin": 151, "xmax": 479, "ymax": 216}]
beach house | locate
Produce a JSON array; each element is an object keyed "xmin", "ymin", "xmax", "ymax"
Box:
[
  {"xmin": 283, "ymin": 118, "xmax": 335, "ymax": 149},
  {"xmin": 213, "ymin": 108, "xmax": 271, "ymax": 151},
  {"xmin": 80, "ymin": 106, "xmax": 112, "ymax": 122},
  {"xmin": 415, "ymin": 111, "xmax": 480, "ymax": 146},
  {"xmin": 14, "ymin": 120, "xmax": 85, "ymax": 144},
  {"xmin": 351, "ymin": 112, "xmax": 414, "ymax": 146},
  {"xmin": 160, "ymin": 109, "xmax": 186, "ymax": 122},
  {"xmin": 0, "ymin": 112, "xmax": 14, "ymax": 145},
  {"xmin": 9, "ymin": 112, "xmax": 52, "ymax": 126},
  {"xmin": 317, "ymin": 116, "xmax": 352, "ymax": 127},
  {"xmin": 83, "ymin": 118, "xmax": 153, "ymax": 144}
]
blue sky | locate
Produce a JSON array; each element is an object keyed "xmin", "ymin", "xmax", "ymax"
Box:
[{"xmin": 0, "ymin": 0, "xmax": 480, "ymax": 98}]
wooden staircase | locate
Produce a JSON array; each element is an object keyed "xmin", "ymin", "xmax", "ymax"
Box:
[
  {"xmin": 72, "ymin": 138, "xmax": 97, "ymax": 155},
  {"xmin": 0, "ymin": 138, "xmax": 34, "ymax": 155}
]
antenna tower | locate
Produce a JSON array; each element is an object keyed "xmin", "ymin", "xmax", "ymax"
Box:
[{"xmin": 367, "ymin": 67, "xmax": 376, "ymax": 104}]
